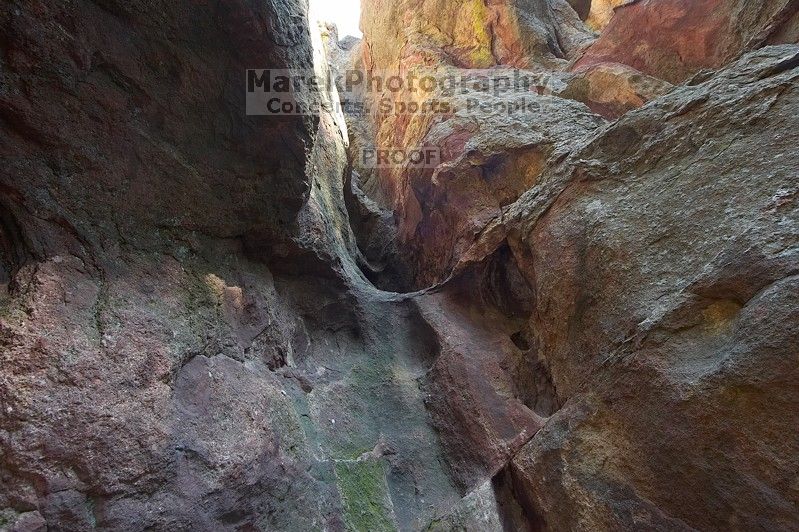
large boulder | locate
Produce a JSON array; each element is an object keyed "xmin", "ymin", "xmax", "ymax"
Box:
[{"xmin": 457, "ymin": 44, "xmax": 799, "ymax": 530}]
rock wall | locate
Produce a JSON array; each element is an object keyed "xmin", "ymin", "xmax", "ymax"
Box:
[
  {"xmin": 461, "ymin": 45, "xmax": 799, "ymax": 530},
  {"xmin": 574, "ymin": 0, "xmax": 799, "ymax": 82},
  {"xmin": 0, "ymin": 0, "xmax": 466, "ymax": 529},
  {"xmin": 1, "ymin": 0, "xmax": 339, "ymax": 528},
  {"xmin": 352, "ymin": 0, "xmax": 600, "ymax": 288},
  {"xmin": 345, "ymin": 0, "xmax": 799, "ymax": 529},
  {"xmin": 1, "ymin": 0, "xmax": 798, "ymax": 530},
  {"xmin": 361, "ymin": 0, "xmax": 594, "ymax": 71}
]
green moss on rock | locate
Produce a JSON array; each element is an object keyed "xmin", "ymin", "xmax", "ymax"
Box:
[
  {"xmin": 0, "ymin": 509, "xmax": 18, "ymax": 530},
  {"xmin": 335, "ymin": 460, "xmax": 397, "ymax": 532}
]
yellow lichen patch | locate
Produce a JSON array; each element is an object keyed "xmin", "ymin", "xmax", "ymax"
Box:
[
  {"xmin": 587, "ymin": 0, "xmax": 628, "ymax": 31},
  {"xmin": 203, "ymin": 273, "xmax": 227, "ymax": 300},
  {"xmin": 458, "ymin": 0, "xmax": 495, "ymax": 67},
  {"xmin": 701, "ymin": 300, "xmax": 742, "ymax": 333},
  {"xmin": 413, "ymin": 0, "xmax": 494, "ymax": 66}
]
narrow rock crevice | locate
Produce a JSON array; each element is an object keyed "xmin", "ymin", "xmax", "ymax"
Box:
[
  {"xmin": 344, "ymin": 168, "xmax": 414, "ymax": 292},
  {"xmin": 0, "ymin": 202, "xmax": 30, "ymax": 295},
  {"xmin": 492, "ymin": 465, "xmax": 545, "ymax": 532}
]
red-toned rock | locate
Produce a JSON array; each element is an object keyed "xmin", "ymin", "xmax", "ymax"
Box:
[
  {"xmin": 417, "ymin": 288, "xmax": 547, "ymax": 491},
  {"xmin": 573, "ymin": 0, "xmax": 799, "ymax": 83},
  {"xmin": 361, "ymin": 0, "xmax": 594, "ymax": 71},
  {"xmin": 0, "ymin": 0, "xmax": 450, "ymax": 529},
  {"xmin": 350, "ymin": 1, "xmax": 600, "ymax": 289},
  {"xmin": 400, "ymin": 89, "xmax": 605, "ymax": 286}
]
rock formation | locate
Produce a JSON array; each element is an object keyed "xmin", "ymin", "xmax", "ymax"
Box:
[
  {"xmin": 463, "ymin": 45, "xmax": 799, "ymax": 530},
  {"xmin": 0, "ymin": 0, "xmax": 797, "ymax": 530},
  {"xmin": 585, "ymin": 0, "xmax": 627, "ymax": 30},
  {"xmin": 573, "ymin": 0, "xmax": 799, "ymax": 82}
]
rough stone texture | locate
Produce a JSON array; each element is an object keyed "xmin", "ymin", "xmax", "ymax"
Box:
[
  {"xmin": 0, "ymin": 0, "xmax": 463, "ymax": 530},
  {"xmin": 2, "ymin": 0, "xmax": 799, "ymax": 530},
  {"xmin": 565, "ymin": 0, "xmax": 591, "ymax": 21},
  {"xmin": 361, "ymin": 0, "xmax": 594, "ymax": 71},
  {"xmin": 457, "ymin": 45, "xmax": 799, "ymax": 530},
  {"xmin": 348, "ymin": 0, "xmax": 684, "ymax": 289},
  {"xmin": 0, "ymin": 0, "xmax": 316, "ymax": 251},
  {"xmin": 559, "ymin": 61, "xmax": 673, "ymax": 119},
  {"xmin": 350, "ymin": 1, "xmax": 605, "ymax": 289},
  {"xmin": 417, "ymin": 287, "xmax": 545, "ymax": 492},
  {"xmin": 574, "ymin": 0, "xmax": 799, "ymax": 83},
  {"xmin": 0, "ymin": 1, "xmax": 560, "ymax": 529},
  {"xmin": 0, "ymin": 1, "xmax": 344, "ymax": 528},
  {"xmin": 401, "ymin": 89, "xmax": 605, "ymax": 286}
]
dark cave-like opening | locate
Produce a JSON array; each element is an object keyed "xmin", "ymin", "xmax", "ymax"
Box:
[{"xmin": 0, "ymin": 205, "xmax": 28, "ymax": 294}]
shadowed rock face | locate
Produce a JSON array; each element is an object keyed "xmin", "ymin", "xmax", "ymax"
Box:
[
  {"xmin": 1, "ymin": 0, "xmax": 798, "ymax": 531},
  {"xmin": 566, "ymin": 0, "xmax": 592, "ymax": 20},
  {"xmin": 0, "ymin": 0, "xmax": 346, "ymax": 529},
  {"xmin": 0, "ymin": 0, "xmax": 317, "ymax": 253}
]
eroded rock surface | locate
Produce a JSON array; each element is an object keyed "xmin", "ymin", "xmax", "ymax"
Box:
[
  {"xmin": 1, "ymin": 0, "xmax": 798, "ymax": 530},
  {"xmin": 347, "ymin": 0, "xmax": 688, "ymax": 289},
  {"xmin": 586, "ymin": 0, "xmax": 628, "ymax": 30},
  {"xmin": 0, "ymin": 0, "xmax": 459, "ymax": 529},
  {"xmin": 460, "ymin": 45, "xmax": 799, "ymax": 531}
]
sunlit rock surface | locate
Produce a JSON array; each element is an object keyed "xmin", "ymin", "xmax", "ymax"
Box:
[
  {"xmin": 574, "ymin": 0, "xmax": 799, "ymax": 82},
  {"xmin": 559, "ymin": 61, "xmax": 673, "ymax": 118},
  {"xmin": 586, "ymin": 0, "xmax": 627, "ymax": 30}
]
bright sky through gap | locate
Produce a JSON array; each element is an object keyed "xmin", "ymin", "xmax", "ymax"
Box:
[{"xmin": 309, "ymin": 0, "xmax": 362, "ymax": 38}]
